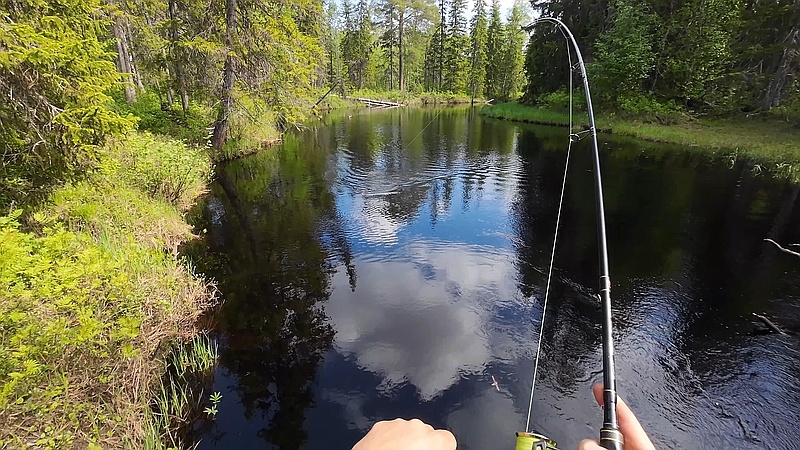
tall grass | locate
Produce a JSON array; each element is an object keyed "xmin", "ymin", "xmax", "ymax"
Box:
[{"xmin": 142, "ymin": 334, "xmax": 218, "ymax": 450}]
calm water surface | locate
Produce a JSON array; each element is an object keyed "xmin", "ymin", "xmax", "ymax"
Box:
[{"xmin": 193, "ymin": 108, "xmax": 800, "ymax": 450}]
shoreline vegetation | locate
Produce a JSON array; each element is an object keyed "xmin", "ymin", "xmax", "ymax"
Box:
[
  {"xmin": 481, "ymin": 102, "xmax": 800, "ymax": 182},
  {"xmin": 0, "ymin": 132, "xmax": 219, "ymax": 448}
]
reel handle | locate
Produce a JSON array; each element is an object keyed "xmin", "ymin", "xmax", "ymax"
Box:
[{"xmin": 600, "ymin": 427, "xmax": 624, "ymax": 450}]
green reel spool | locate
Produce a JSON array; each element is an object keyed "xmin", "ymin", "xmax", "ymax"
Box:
[{"xmin": 515, "ymin": 432, "xmax": 559, "ymax": 450}]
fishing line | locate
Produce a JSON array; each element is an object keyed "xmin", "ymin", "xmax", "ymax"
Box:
[
  {"xmin": 401, "ymin": 106, "xmax": 448, "ymax": 152},
  {"xmin": 524, "ymin": 26, "xmax": 576, "ymax": 433}
]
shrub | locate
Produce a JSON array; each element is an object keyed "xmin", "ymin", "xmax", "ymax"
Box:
[
  {"xmin": 618, "ymin": 94, "xmax": 686, "ymax": 124},
  {"xmin": 0, "ymin": 132, "xmax": 217, "ymax": 447},
  {"xmin": 113, "ymin": 91, "xmax": 213, "ymax": 145},
  {"xmin": 537, "ymin": 89, "xmax": 587, "ymax": 112},
  {"xmin": 107, "ymin": 133, "xmax": 212, "ymax": 210}
]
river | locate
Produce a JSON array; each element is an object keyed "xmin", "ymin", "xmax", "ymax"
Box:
[{"xmin": 192, "ymin": 107, "xmax": 800, "ymax": 450}]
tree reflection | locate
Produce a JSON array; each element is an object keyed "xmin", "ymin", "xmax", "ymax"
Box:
[{"xmin": 200, "ymin": 133, "xmax": 349, "ymax": 449}]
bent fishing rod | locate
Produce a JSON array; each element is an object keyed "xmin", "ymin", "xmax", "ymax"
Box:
[{"xmin": 515, "ymin": 17, "xmax": 623, "ymax": 450}]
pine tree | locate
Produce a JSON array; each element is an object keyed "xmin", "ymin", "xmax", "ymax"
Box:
[
  {"xmin": 341, "ymin": 0, "xmax": 374, "ymax": 90},
  {"xmin": 467, "ymin": 0, "xmax": 488, "ymax": 102}
]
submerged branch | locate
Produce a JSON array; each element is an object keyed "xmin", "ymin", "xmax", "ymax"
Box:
[
  {"xmin": 764, "ymin": 238, "xmax": 800, "ymax": 258},
  {"xmin": 752, "ymin": 313, "xmax": 789, "ymax": 336}
]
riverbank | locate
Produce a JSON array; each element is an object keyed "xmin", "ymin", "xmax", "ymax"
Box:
[
  {"xmin": 481, "ymin": 102, "xmax": 800, "ymax": 181},
  {"xmin": 0, "ymin": 132, "xmax": 218, "ymax": 448},
  {"xmin": 346, "ymin": 89, "xmax": 488, "ymax": 106}
]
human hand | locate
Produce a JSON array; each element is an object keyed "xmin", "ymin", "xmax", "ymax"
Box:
[
  {"xmin": 352, "ymin": 418, "xmax": 457, "ymax": 450},
  {"xmin": 578, "ymin": 384, "xmax": 655, "ymax": 450}
]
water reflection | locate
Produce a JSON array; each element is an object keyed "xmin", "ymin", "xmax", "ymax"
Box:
[{"xmin": 196, "ymin": 107, "xmax": 800, "ymax": 450}]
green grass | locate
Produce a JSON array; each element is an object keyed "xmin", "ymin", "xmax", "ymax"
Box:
[
  {"xmin": 0, "ymin": 132, "xmax": 218, "ymax": 448},
  {"xmin": 481, "ymin": 102, "xmax": 800, "ymax": 181}
]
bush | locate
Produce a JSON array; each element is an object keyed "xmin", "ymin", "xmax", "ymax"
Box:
[
  {"xmin": 767, "ymin": 95, "xmax": 800, "ymax": 127},
  {"xmin": 618, "ymin": 94, "xmax": 686, "ymax": 124},
  {"xmin": 537, "ymin": 89, "xmax": 587, "ymax": 112},
  {"xmin": 0, "ymin": 132, "xmax": 217, "ymax": 447},
  {"xmin": 113, "ymin": 91, "xmax": 213, "ymax": 145},
  {"xmin": 108, "ymin": 133, "xmax": 212, "ymax": 210}
]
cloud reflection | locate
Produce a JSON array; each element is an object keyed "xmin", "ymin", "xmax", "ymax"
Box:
[{"xmin": 326, "ymin": 240, "xmax": 520, "ymax": 400}]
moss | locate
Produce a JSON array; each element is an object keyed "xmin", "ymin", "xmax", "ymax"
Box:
[{"xmin": 0, "ymin": 132, "xmax": 218, "ymax": 448}]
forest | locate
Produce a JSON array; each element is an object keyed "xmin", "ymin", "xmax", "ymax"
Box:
[{"xmin": 3, "ymin": 0, "xmax": 799, "ymax": 208}]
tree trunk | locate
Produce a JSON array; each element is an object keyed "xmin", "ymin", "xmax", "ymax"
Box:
[
  {"xmin": 212, "ymin": 0, "xmax": 237, "ymax": 151},
  {"xmin": 126, "ymin": 20, "xmax": 145, "ymax": 92},
  {"xmin": 399, "ymin": 10, "xmax": 404, "ymax": 91},
  {"xmin": 760, "ymin": 1, "xmax": 799, "ymax": 110},
  {"xmin": 112, "ymin": 15, "xmax": 136, "ymax": 103},
  {"xmin": 760, "ymin": 24, "xmax": 798, "ymax": 109},
  {"xmin": 168, "ymin": 0, "xmax": 190, "ymax": 113},
  {"xmin": 388, "ymin": 8, "xmax": 394, "ymax": 91},
  {"xmin": 439, "ymin": 0, "xmax": 445, "ymax": 91}
]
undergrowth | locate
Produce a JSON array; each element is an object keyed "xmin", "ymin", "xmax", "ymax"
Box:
[{"xmin": 0, "ymin": 132, "xmax": 218, "ymax": 448}]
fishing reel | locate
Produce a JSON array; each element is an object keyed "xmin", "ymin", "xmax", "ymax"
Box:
[{"xmin": 516, "ymin": 432, "xmax": 559, "ymax": 450}]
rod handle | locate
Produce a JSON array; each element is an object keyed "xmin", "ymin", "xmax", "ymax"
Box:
[{"xmin": 599, "ymin": 428, "xmax": 623, "ymax": 450}]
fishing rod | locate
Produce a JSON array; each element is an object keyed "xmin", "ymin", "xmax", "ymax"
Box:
[{"xmin": 515, "ymin": 17, "xmax": 623, "ymax": 450}]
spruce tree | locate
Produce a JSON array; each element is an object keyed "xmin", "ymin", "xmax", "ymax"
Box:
[{"xmin": 468, "ymin": 0, "xmax": 488, "ymax": 102}]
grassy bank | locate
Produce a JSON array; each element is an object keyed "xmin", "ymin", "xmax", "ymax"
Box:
[
  {"xmin": 481, "ymin": 102, "xmax": 800, "ymax": 181},
  {"xmin": 0, "ymin": 132, "xmax": 219, "ymax": 448}
]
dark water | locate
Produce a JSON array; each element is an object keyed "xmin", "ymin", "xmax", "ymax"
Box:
[{"xmin": 193, "ymin": 107, "xmax": 800, "ymax": 450}]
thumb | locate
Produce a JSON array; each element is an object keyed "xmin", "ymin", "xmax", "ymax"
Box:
[{"xmin": 578, "ymin": 439, "xmax": 603, "ymax": 450}]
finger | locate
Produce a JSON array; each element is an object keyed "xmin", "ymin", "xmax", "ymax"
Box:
[
  {"xmin": 434, "ymin": 429, "xmax": 457, "ymax": 449},
  {"xmin": 591, "ymin": 384, "xmax": 654, "ymax": 450},
  {"xmin": 578, "ymin": 439, "xmax": 603, "ymax": 450}
]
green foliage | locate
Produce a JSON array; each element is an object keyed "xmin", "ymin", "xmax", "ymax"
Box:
[
  {"xmin": 494, "ymin": 0, "xmax": 528, "ymax": 101},
  {"xmin": 215, "ymin": 95, "xmax": 283, "ymax": 162},
  {"xmin": 482, "ymin": 102, "xmax": 800, "ymax": 182},
  {"xmin": 483, "ymin": 0, "xmax": 505, "ymax": 99},
  {"xmin": 113, "ymin": 91, "xmax": 213, "ymax": 145},
  {"xmin": 442, "ymin": 0, "xmax": 469, "ymax": 93},
  {"xmin": 0, "ymin": 0, "xmax": 134, "ymax": 209},
  {"xmin": 481, "ymin": 102, "xmax": 577, "ymax": 126},
  {"xmin": 617, "ymin": 94, "xmax": 685, "ymax": 125},
  {"xmin": 523, "ymin": 0, "xmax": 798, "ymax": 117},
  {"xmin": 467, "ymin": 0, "xmax": 488, "ymax": 99},
  {"xmin": 144, "ymin": 335, "xmax": 218, "ymax": 449},
  {"xmin": 0, "ymin": 132, "xmax": 216, "ymax": 447},
  {"xmin": 109, "ymin": 133, "xmax": 212, "ymax": 208},
  {"xmin": 537, "ymin": 89, "xmax": 586, "ymax": 112},
  {"xmin": 589, "ymin": 0, "xmax": 655, "ymax": 102}
]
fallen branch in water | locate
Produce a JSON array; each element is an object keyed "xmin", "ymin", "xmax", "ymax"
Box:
[
  {"xmin": 764, "ymin": 239, "xmax": 800, "ymax": 258},
  {"xmin": 752, "ymin": 313, "xmax": 789, "ymax": 336}
]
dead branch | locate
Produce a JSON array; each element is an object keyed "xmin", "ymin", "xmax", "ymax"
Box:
[
  {"xmin": 752, "ymin": 313, "xmax": 789, "ymax": 336},
  {"xmin": 764, "ymin": 239, "xmax": 800, "ymax": 258}
]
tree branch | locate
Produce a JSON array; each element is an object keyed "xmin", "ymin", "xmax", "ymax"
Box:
[
  {"xmin": 752, "ymin": 313, "xmax": 788, "ymax": 336},
  {"xmin": 764, "ymin": 238, "xmax": 800, "ymax": 258}
]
